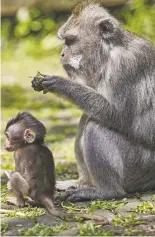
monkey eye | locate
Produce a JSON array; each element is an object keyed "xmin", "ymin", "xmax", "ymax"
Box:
[
  {"xmin": 5, "ymin": 132, "xmax": 10, "ymax": 139},
  {"xmin": 65, "ymin": 36, "xmax": 77, "ymax": 46}
]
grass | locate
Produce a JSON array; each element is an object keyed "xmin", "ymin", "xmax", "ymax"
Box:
[
  {"xmin": 19, "ymin": 223, "xmax": 69, "ymax": 236},
  {"xmin": 112, "ymin": 214, "xmax": 143, "ymax": 227},
  {"xmin": 1, "ymin": 222, "xmax": 9, "ymax": 234},
  {"xmin": 89, "ymin": 200, "xmax": 126, "ymax": 214},
  {"xmin": 5, "ymin": 206, "xmax": 46, "ymax": 220},
  {"xmin": 134, "ymin": 201, "xmax": 155, "ymax": 214},
  {"xmin": 79, "ymin": 223, "xmax": 115, "ymax": 236},
  {"xmin": 1, "ymin": 185, "xmax": 8, "ymax": 203}
]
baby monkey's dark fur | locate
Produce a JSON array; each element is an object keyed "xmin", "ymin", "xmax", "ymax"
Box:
[
  {"xmin": 4, "ymin": 112, "xmax": 59, "ymax": 216},
  {"xmin": 4, "ymin": 112, "xmax": 106, "ymax": 221}
]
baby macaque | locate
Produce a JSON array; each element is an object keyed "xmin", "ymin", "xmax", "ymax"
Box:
[
  {"xmin": 4, "ymin": 111, "xmax": 105, "ymax": 221},
  {"xmin": 4, "ymin": 112, "xmax": 59, "ymax": 216}
]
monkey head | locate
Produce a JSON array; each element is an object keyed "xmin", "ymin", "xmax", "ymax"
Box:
[
  {"xmin": 57, "ymin": 1, "xmax": 120, "ymax": 85},
  {"xmin": 4, "ymin": 112, "xmax": 46, "ymax": 151}
]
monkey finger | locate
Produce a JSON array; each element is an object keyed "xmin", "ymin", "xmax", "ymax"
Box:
[
  {"xmin": 31, "ymin": 78, "xmax": 43, "ymax": 91},
  {"xmin": 31, "ymin": 77, "xmax": 43, "ymax": 87},
  {"xmin": 56, "ymin": 190, "xmax": 80, "ymax": 202},
  {"xmin": 33, "ymin": 87, "xmax": 43, "ymax": 92},
  {"xmin": 39, "ymin": 72, "xmax": 48, "ymax": 77},
  {"xmin": 42, "ymin": 76, "xmax": 56, "ymax": 81},
  {"xmin": 31, "ymin": 77, "xmax": 40, "ymax": 87},
  {"xmin": 42, "ymin": 81, "xmax": 56, "ymax": 91},
  {"xmin": 56, "ymin": 190, "xmax": 73, "ymax": 201},
  {"xmin": 61, "ymin": 189, "xmax": 89, "ymax": 202},
  {"xmin": 67, "ymin": 194, "xmax": 81, "ymax": 202}
]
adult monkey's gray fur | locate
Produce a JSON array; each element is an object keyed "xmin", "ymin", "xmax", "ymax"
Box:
[{"xmin": 32, "ymin": 1, "xmax": 155, "ymax": 201}]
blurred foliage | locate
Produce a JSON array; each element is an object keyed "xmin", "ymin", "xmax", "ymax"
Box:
[
  {"xmin": 1, "ymin": 84, "xmax": 27, "ymax": 108},
  {"xmin": 2, "ymin": 7, "xmax": 64, "ymax": 58},
  {"xmin": 1, "ymin": 0, "xmax": 155, "ymax": 59},
  {"xmin": 118, "ymin": 0, "xmax": 155, "ymax": 42}
]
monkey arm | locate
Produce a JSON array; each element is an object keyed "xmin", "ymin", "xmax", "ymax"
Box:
[{"xmin": 32, "ymin": 76, "xmax": 126, "ymax": 131}]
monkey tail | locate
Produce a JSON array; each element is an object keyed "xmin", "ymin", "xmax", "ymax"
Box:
[
  {"xmin": 39, "ymin": 195, "xmax": 61, "ymax": 217},
  {"xmin": 39, "ymin": 195, "xmax": 106, "ymax": 221}
]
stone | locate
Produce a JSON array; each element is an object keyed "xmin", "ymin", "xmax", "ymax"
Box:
[
  {"xmin": 116, "ymin": 211, "xmax": 135, "ymax": 217},
  {"xmin": 115, "ymin": 201, "xmax": 142, "ymax": 213},
  {"xmin": 93, "ymin": 209, "xmax": 115, "ymax": 222},
  {"xmin": 140, "ymin": 194, "xmax": 155, "ymax": 202},
  {"xmin": 103, "ymin": 225, "xmax": 124, "ymax": 235},
  {"xmin": 125, "ymin": 198, "xmax": 141, "ymax": 203},
  {"xmin": 131, "ymin": 224, "xmax": 155, "ymax": 235},
  {"xmin": 3, "ymin": 228, "xmax": 20, "ymax": 236},
  {"xmin": 73, "ymin": 201, "xmax": 90, "ymax": 208},
  {"xmin": 138, "ymin": 214, "xmax": 155, "ymax": 222},
  {"xmin": 1, "ymin": 217, "xmax": 35, "ymax": 228},
  {"xmin": 57, "ymin": 227, "xmax": 79, "ymax": 236},
  {"xmin": 2, "ymin": 218, "xmax": 35, "ymax": 236},
  {"xmin": 37, "ymin": 214, "xmax": 61, "ymax": 226},
  {"xmin": 150, "ymin": 221, "xmax": 155, "ymax": 228},
  {"xmin": 1, "ymin": 203, "xmax": 18, "ymax": 210}
]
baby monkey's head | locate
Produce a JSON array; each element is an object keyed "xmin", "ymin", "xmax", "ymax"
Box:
[{"xmin": 4, "ymin": 112, "xmax": 46, "ymax": 151}]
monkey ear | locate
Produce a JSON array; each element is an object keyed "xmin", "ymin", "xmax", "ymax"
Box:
[
  {"xmin": 24, "ymin": 129, "xmax": 36, "ymax": 143},
  {"xmin": 98, "ymin": 19, "xmax": 115, "ymax": 38}
]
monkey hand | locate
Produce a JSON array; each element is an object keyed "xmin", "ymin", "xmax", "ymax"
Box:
[
  {"xmin": 32, "ymin": 75, "xmax": 67, "ymax": 94},
  {"xmin": 31, "ymin": 74, "xmax": 44, "ymax": 92}
]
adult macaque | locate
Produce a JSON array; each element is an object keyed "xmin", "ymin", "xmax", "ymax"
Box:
[
  {"xmin": 4, "ymin": 112, "xmax": 59, "ymax": 215},
  {"xmin": 32, "ymin": 2, "xmax": 155, "ymax": 201}
]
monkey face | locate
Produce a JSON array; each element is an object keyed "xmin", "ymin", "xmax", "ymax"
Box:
[
  {"xmin": 4, "ymin": 124, "xmax": 25, "ymax": 151},
  {"xmin": 59, "ymin": 35, "xmax": 82, "ymax": 78},
  {"xmin": 4, "ymin": 112, "xmax": 46, "ymax": 152},
  {"xmin": 57, "ymin": 3, "xmax": 119, "ymax": 82}
]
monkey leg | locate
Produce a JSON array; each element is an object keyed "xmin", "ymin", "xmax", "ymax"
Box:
[
  {"xmin": 7, "ymin": 172, "xmax": 29, "ymax": 207},
  {"xmin": 56, "ymin": 114, "xmax": 93, "ymax": 191}
]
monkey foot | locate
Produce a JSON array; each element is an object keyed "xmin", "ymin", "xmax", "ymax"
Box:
[
  {"xmin": 7, "ymin": 197, "xmax": 25, "ymax": 207},
  {"xmin": 57, "ymin": 189, "xmax": 88, "ymax": 202},
  {"xmin": 56, "ymin": 179, "xmax": 90, "ymax": 191}
]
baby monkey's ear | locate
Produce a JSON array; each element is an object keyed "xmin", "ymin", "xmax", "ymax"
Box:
[{"xmin": 24, "ymin": 129, "xmax": 36, "ymax": 143}]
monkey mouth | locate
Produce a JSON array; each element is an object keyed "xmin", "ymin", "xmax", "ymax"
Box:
[
  {"xmin": 5, "ymin": 144, "xmax": 19, "ymax": 152},
  {"xmin": 5, "ymin": 147, "xmax": 15, "ymax": 152},
  {"xmin": 63, "ymin": 64, "xmax": 76, "ymax": 78}
]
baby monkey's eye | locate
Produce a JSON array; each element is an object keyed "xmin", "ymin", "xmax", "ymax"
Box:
[
  {"xmin": 5, "ymin": 132, "xmax": 10, "ymax": 140},
  {"xmin": 65, "ymin": 36, "xmax": 77, "ymax": 46}
]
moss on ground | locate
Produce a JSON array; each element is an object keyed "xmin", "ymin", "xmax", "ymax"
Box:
[
  {"xmin": 112, "ymin": 214, "xmax": 143, "ymax": 227},
  {"xmin": 19, "ymin": 223, "xmax": 69, "ymax": 236},
  {"xmin": 134, "ymin": 201, "xmax": 155, "ymax": 214},
  {"xmin": 89, "ymin": 200, "xmax": 126, "ymax": 213},
  {"xmin": 1, "ymin": 222, "xmax": 9, "ymax": 234},
  {"xmin": 4, "ymin": 206, "xmax": 46, "ymax": 220},
  {"xmin": 1, "ymin": 185, "xmax": 8, "ymax": 203},
  {"xmin": 79, "ymin": 223, "xmax": 115, "ymax": 236}
]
